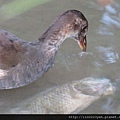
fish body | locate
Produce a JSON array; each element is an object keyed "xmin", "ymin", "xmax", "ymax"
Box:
[{"xmin": 26, "ymin": 77, "xmax": 115, "ymax": 114}]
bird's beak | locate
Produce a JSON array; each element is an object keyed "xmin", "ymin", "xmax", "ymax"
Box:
[{"xmin": 78, "ymin": 36, "xmax": 87, "ymax": 52}]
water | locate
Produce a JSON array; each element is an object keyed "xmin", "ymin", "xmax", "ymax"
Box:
[{"xmin": 0, "ymin": 0, "xmax": 120, "ymax": 114}]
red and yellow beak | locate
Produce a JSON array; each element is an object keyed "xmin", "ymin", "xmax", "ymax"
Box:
[{"xmin": 78, "ymin": 36, "xmax": 87, "ymax": 52}]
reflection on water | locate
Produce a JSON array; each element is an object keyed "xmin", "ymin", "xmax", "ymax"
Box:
[
  {"xmin": 94, "ymin": 46, "xmax": 119, "ymax": 66},
  {"xmin": 0, "ymin": 0, "xmax": 120, "ymax": 114},
  {"xmin": 98, "ymin": 1, "xmax": 120, "ymax": 35}
]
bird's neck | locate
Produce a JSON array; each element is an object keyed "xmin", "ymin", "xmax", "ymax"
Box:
[{"xmin": 39, "ymin": 24, "xmax": 70, "ymax": 50}]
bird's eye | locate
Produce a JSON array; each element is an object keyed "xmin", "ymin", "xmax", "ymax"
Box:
[
  {"xmin": 82, "ymin": 25, "xmax": 88, "ymax": 31},
  {"xmin": 81, "ymin": 25, "xmax": 88, "ymax": 37}
]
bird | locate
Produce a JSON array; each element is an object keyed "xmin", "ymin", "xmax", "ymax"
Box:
[{"xmin": 0, "ymin": 10, "xmax": 88, "ymax": 89}]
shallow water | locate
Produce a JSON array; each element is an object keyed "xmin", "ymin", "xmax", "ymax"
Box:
[{"xmin": 0, "ymin": 0, "xmax": 120, "ymax": 114}]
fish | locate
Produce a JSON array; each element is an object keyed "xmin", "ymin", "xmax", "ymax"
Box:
[{"xmin": 18, "ymin": 77, "xmax": 116, "ymax": 114}]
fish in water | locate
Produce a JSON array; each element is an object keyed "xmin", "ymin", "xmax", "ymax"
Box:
[{"xmin": 24, "ymin": 77, "xmax": 115, "ymax": 114}]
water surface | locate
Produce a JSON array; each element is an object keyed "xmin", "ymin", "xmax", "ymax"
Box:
[{"xmin": 0, "ymin": 0, "xmax": 120, "ymax": 114}]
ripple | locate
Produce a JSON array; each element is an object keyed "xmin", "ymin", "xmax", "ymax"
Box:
[
  {"xmin": 78, "ymin": 52, "xmax": 94, "ymax": 58},
  {"xmin": 94, "ymin": 46, "xmax": 119, "ymax": 66},
  {"xmin": 97, "ymin": 2, "xmax": 120, "ymax": 35},
  {"xmin": 101, "ymin": 12, "xmax": 120, "ymax": 28}
]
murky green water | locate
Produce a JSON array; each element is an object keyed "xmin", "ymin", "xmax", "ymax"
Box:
[{"xmin": 0, "ymin": 0, "xmax": 120, "ymax": 114}]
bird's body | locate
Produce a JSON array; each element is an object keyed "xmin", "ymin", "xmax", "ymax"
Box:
[
  {"xmin": 0, "ymin": 10, "xmax": 88, "ymax": 89},
  {"xmin": 0, "ymin": 29, "xmax": 57, "ymax": 89}
]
